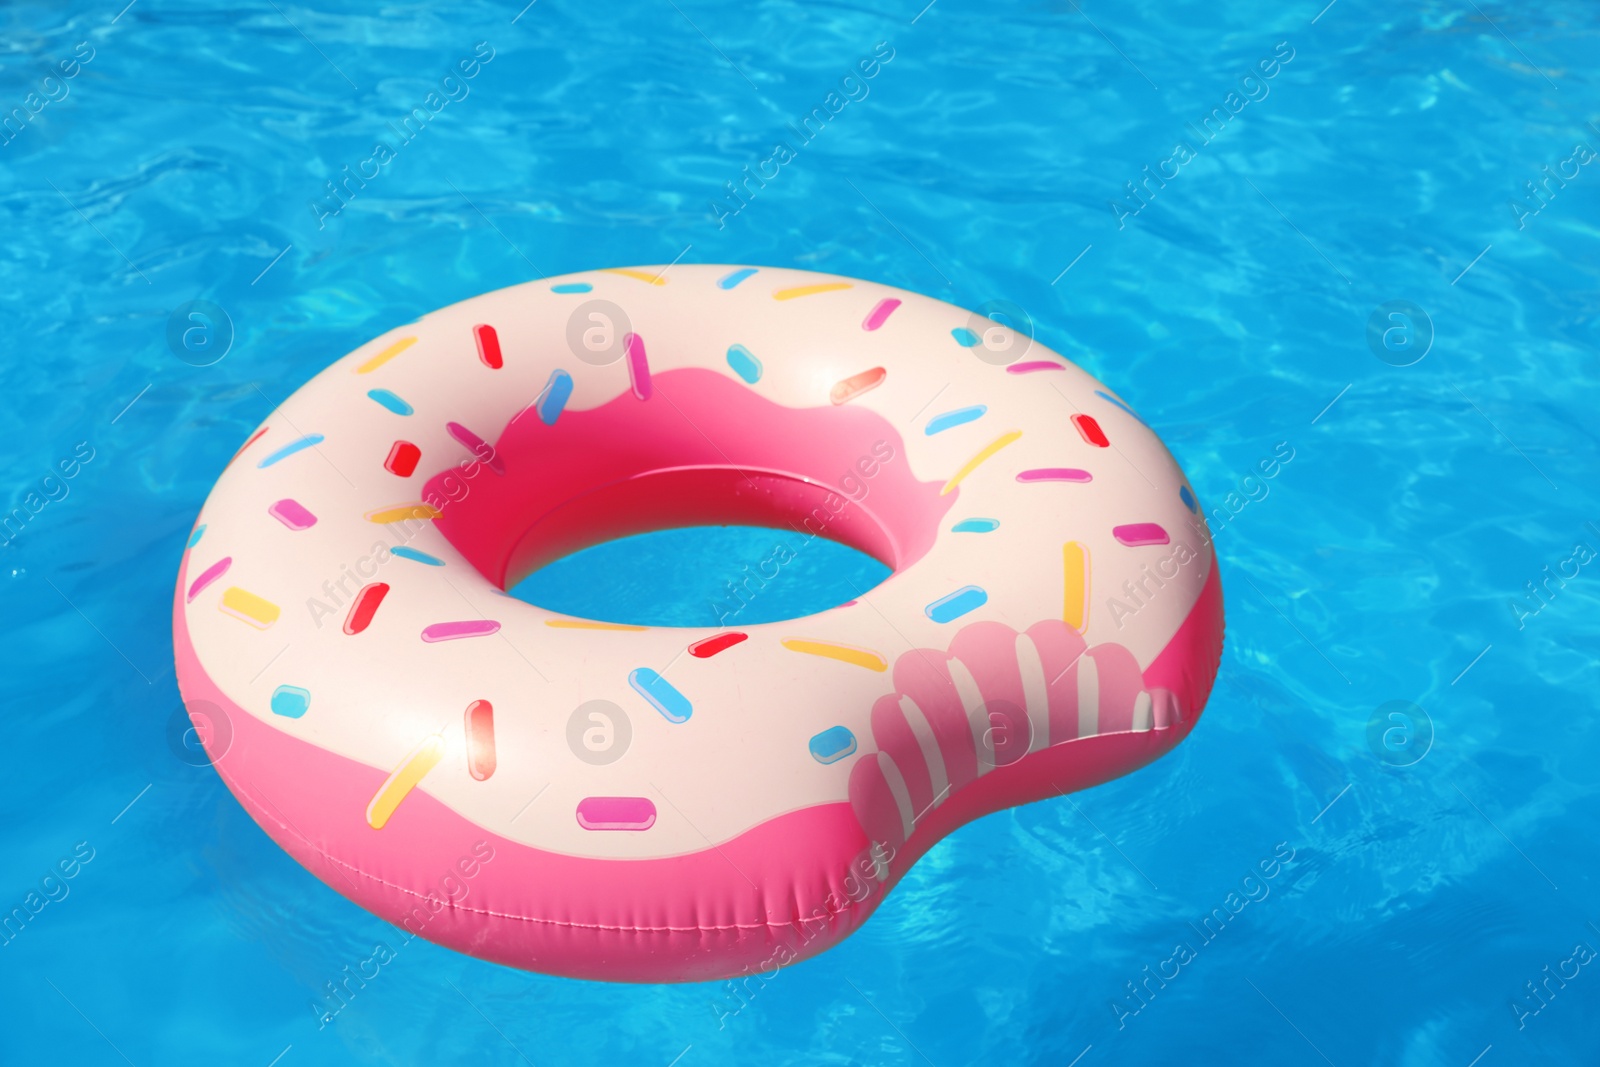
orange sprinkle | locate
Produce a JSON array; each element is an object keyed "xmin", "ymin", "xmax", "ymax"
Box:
[{"xmin": 830, "ymin": 367, "xmax": 886, "ymax": 406}]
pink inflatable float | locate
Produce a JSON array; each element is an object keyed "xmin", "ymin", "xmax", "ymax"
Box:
[{"xmin": 173, "ymin": 265, "xmax": 1223, "ymax": 982}]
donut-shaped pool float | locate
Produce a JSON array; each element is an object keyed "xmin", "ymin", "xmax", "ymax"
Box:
[{"xmin": 173, "ymin": 264, "xmax": 1224, "ymax": 982}]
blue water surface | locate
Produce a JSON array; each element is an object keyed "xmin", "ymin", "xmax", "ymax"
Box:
[{"xmin": 2, "ymin": 0, "xmax": 1598, "ymax": 1064}]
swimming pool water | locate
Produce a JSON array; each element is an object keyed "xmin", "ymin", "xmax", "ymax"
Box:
[{"xmin": 3, "ymin": 0, "xmax": 1598, "ymax": 1063}]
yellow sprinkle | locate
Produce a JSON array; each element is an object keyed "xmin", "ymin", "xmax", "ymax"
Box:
[
  {"xmin": 773, "ymin": 283, "xmax": 853, "ymax": 301},
  {"xmin": 544, "ymin": 619, "xmax": 649, "ymax": 631},
  {"xmin": 365, "ymin": 503, "xmax": 442, "ymax": 524},
  {"xmin": 219, "ymin": 586, "xmax": 280, "ymax": 629},
  {"xmin": 600, "ymin": 268, "xmax": 667, "ymax": 285},
  {"xmin": 940, "ymin": 431, "xmax": 1022, "ymax": 496},
  {"xmin": 1062, "ymin": 541, "xmax": 1089, "ymax": 631},
  {"xmin": 781, "ymin": 638, "xmax": 887, "ymax": 672},
  {"xmin": 366, "ymin": 735, "xmax": 446, "ymax": 830},
  {"xmin": 356, "ymin": 336, "xmax": 417, "ymax": 374}
]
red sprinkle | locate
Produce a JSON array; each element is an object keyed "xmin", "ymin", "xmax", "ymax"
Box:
[
  {"xmin": 688, "ymin": 632, "xmax": 749, "ymax": 658},
  {"xmin": 385, "ymin": 440, "xmax": 421, "ymax": 477},
  {"xmin": 830, "ymin": 366, "xmax": 886, "ymax": 405},
  {"xmin": 1072, "ymin": 414, "xmax": 1109, "ymax": 448},
  {"xmin": 343, "ymin": 583, "xmax": 390, "ymax": 635},
  {"xmin": 465, "ymin": 699, "xmax": 496, "ymax": 780},
  {"xmin": 475, "ymin": 324, "xmax": 503, "ymax": 369}
]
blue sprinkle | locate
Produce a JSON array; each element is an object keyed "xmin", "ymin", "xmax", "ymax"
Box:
[
  {"xmin": 270, "ymin": 685, "xmax": 311, "ymax": 719},
  {"xmin": 551, "ymin": 283, "xmax": 593, "ymax": 294},
  {"xmin": 257, "ymin": 434, "xmax": 324, "ymax": 468},
  {"xmin": 718, "ymin": 268, "xmax": 759, "ymax": 289},
  {"xmin": 809, "ymin": 726, "xmax": 857, "ymax": 765},
  {"xmin": 925, "ymin": 585, "xmax": 988, "ymax": 623},
  {"xmin": 536, "ymin": 369, "xmax": 574, "ymax": 425},
  {"xmin": 951, "ymin": 518, "xmax": 999, "ymax": 533},
  {"xmin": 186, "ymin": 524, "xmax": 206, "ymax": 549},
  {"xmin": 726, "ymin": 344, "xmax": 762, "ymax": 384},
  {"xmin": 925, "ymin": 405, "xmax": 987, "ymax": 435},
  {"xmin": 1179, "ymin": 485, "xmax": 1197, "ymax": 513},
  {"xmin": 367, "ymin": 388, "xmax": 413, "ymax": 416},
  {"xmin": 951, "ymin": 327, "xmax": 979, "ymax": 347},
  {"xmin": 1095, "ymin": 389, "xmax": 1146, "ymax": 425},
  {"xmin": 391, "ymin": 546, "xmax": 444, "ymax": 566},
  {"xmin": 629, "ymin": 668, "xmax": 692, "ymax": 723}
]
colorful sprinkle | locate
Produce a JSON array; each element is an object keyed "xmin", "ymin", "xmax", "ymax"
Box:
[
  {"xmin": 268, "ymin": 498, "xmax": 318, "ymax": 530},
  {"xmin": 421, "ymin": 619, "xmax": 502, "ymax": 643},
  {"xmin": 576, "ymin": 796, "xmax": 657, "ymax": 831},
  {"xmin": 446, "ymin": 422, "xmax": 503, "ymax": 474},
  {"xmin": 551, "ymin": 282, "xmax": 593, "ymax": 294},
  {"xmin": 925, "ymin": 405, "xmax": 986, "ymax": 435},
  {"xmin": 186, "ymin": 525, "xmax": 206, "ymax": 549},
  {"xmin": 1114, "ymin": 523, "xmax": 1171, "ymax": 547},
  {"xmin": 536, "ymin": 369, "xmax": 574, "ymax": 425},
  {"xmin": 688, "ymin": 632, "xmax": 747, "ymax": 658},
  {"xmin": 774, "ymin": 282, "xmax": 853, "ymax": 301},
  {"xmin": 831, "ymin": 367, "xmax": 886, "ymax": 406},
  {"xmin": 925, "ymin": 585, "xmax": 988, "ymax": 623},
  {"xmin": 356, "ymin": 336, "xmax": 417, "ymax": 374},
  {"xmin": 474, "ymin": 324, "xmax": 503, "ymax": 369},
  {"xmin": 391, "ymin": 546, "xmax": 444, "ymax": 566},
  {"xmin": 228, "ymin": 427, "xmax": 269, "ymax": 466},
  {"xmin": 629, "ymin": 667, "xmax": 691, "ymax": 723},
  {"xmin": 1096, "ymin": 389, "xmax": 1146, "ymax": 424},
  {"xmin": 809, "ymin": 726, "xmax": 858, "ymax": 765},
  {"xmin": 344, "ymin": 583, "xmax": 390, "ymax": 635},
  {"xmin": 1006, "ymin": 361, "xmax": 1066, "ymax": 374},
  {"xmin": 1072, "ymin": 414, "xmax": 1110, "ymax": 448},
  {"xmin": 951, "ymin": 518, "xmax": 999, "ymax": 533},
  {"xmin": 718, "ymin": 268, "xmax": 759, "ymax": 289},
  {"xmin": 726, "ymin": 344, "xmax": 762, "ymax": 383},
  {"xmin": 1180, "ymin": 485, "xmax": 1197, "ymax": 512},
  {"xmin": 545, "ymin": 619, "xmax": 648, "ymax": 631},
  {"xmin": 384, "ymin": 441, "xmax": 421, "ymax": 478},
  {"xmin": 465, "ymin": 699, "xmax": 496, "ymax": 781},
  {"xmin": 187, "ymin": 557, "xmax": 231, "ymax": 602},
  {"xmin": 951, "ymin": 327, "xmax": 979, "ymax": 347},
  {"xmin": 601, "ymin": 268, "xmax": 667, "ymax": 285},
  {"xmin": 367, "ymin": 389, "xmax": 413, "ymax": 415},
  {"xmin": 257, "ymin": 434, "xmax": 324, "ymax": 468},
  {"xmin": 366, "ymin": 503, "xmax": 441, "ymax": 524},
  {"xmin": 780, "ymin": 639, "xmax": 887, "ymax": 672},
  {"xmin": 1017, "ymin": 468, "xmax": 1092, "ymax": 483},
  {"xmin": 862, "ymin": 298, "xmax": 901, "ymax": 331},
  {"xmin": 365, "ymin": 734, "xmax": 445, "ymax": 830},
  {"xmin": 625, "ymin": 332, "xmax": 652, "ymax": 400},
  {"xmin": 1062, "ymin": 541, "xmax": 1089, "ymax": 631},
  {"xmin": 270, "ymin": 685, "xmax": 311, "ymax": 719},
  {"xmin": 941, "ymin": 430, "xmax": 1022, "ymax": 496},
  {"xmin": 219, "ymin": 587, "xmax": 279, "ymax": 629}
]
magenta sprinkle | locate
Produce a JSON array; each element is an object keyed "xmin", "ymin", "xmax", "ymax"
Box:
[
  {"xmin": 1113, "ymin": 523, "xmax": 1171, "ymax": 547},
  {"xmin": 1016, "ymin": 468, "xmax": 1093, "ymax": 483},
  {"xmin": 421, "ymin": 620, "xmax": 502, "ymax": 643},
  {"xmin": 625, "ymin": 332, "xmax": 652, "ymax": 400},
  {"xmin": 1005, "ymin": 361, "xmax": 1067, "ymax": 374},
  {"xmin": 187, "ymin": 557, "xmax": 232, "ymax": 603},
  {"xmin": 267, "ymin": 498, "xmax": 318, "ymax": 530},
  {"xmin": 446, "ymin": 422, "xmax": 504, "ymax": 474},
  {"xmin": 862, "ymin": 298, "xmax": 901, "ymax": 331}
]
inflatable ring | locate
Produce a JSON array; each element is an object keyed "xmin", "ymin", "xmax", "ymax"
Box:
[{"xmin": 173, "ymin": 264, "xmax": 1224, "ymax": 982}]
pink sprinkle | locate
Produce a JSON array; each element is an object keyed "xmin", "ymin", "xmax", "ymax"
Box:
[
  {"xmin": 421, "ymin": 620, "xmax": 502, "ymax": 643},
  {"xmin": 446, "ymin": 422, "xmax": 504, "ymax": 474},
  {"xmin": 862, "ymin": 298, "xmax": 901, "ymax": 331},
  {"xmin": 187, "ymin": 557, "xmax": 231, "ymax": 603},
  {"xmin": 267, "ymin": 499, "xmax": 318, "ymax": 530},
  {"xmin": 1113, "ymin": 523, "xmax": 1170, "ymax": 547},
  {"xmin": 625, "ymin": 332, "xmax": 652, "ymax": 400},
  {"xmin": 576, "ymin": 796, "xmax": 657, "ymax": 831},
  {"xmin": 1006, "ymin": 361, "xmax": 1066, "ymax": 374},
  {"xmin": 1017, "ymin": 468, "xmax": 1093, "ymax": 483}
]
